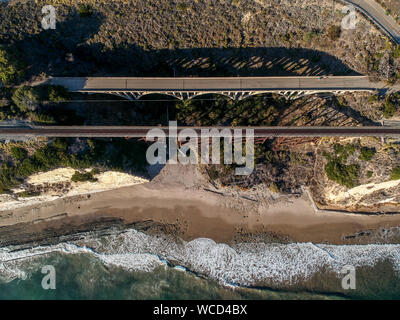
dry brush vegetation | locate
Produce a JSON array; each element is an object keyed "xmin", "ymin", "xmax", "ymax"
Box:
[{"xmin": 0, "ymin": 0, "xmax": 397, "ymax": 79}]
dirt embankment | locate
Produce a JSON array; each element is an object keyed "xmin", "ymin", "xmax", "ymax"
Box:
[{"xmin": 0, "ymin": 167, "xmax": 149, "ymax": 213}]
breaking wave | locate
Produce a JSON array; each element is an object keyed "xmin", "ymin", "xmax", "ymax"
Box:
[{"xmin": 0, "ymin": 229, "xmax": 400, "ymax": 287}]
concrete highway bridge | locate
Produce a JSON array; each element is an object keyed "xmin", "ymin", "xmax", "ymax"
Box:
[
  {"xmin": 46, "ymin": 1, "xmax": 400, "ymax": 101},
  {"xmin": 49, "ymin": 76, "xmax": 392, "ymax": 101},
  {"xmin": 1, "ymin": 126, "xmax": 400, "ymax": 138}
]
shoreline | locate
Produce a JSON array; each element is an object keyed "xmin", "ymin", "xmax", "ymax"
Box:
[
  {"xmin": 0, "ymin": 163, "xmax": 399, "ymax": 247},
  {"xmin": 0, "ymin": 163, "xmax": 400, "ymax": 295},
  {"xmin": 1, "ymin": 225, "xmax": 400, "ymax": 296},
  {"xmin": 1, "ymin": 178, "xmax": 400, "ymax": 247}
]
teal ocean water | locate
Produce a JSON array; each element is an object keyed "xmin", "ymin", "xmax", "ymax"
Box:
[
  {"xmin": 0, "ymin": 229, "xmax": 399, "ymax": 300},
  {"xmin": 0, "ymin": 253, "xmax": 344, "ymax": 300}
]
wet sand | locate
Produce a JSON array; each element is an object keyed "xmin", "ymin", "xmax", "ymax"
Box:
[{"xmin": 1, "ymin": 181, "xmax": 400, "ymax": 246}]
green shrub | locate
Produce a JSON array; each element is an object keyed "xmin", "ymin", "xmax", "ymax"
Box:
[
  {"xmin": 303, "ymin": 31, "xmax": 319, "ymax": 43},
  {"xmin": 16, "ymin": 158, "xmax": 39, "ymax": 177},
  {"xmin": 48, "ymin": 85, "xmax": 70, "ymax": 103},
  {"xmin": 177, "ymin": 3, "xmax": 188, "ymax": 11},
  {"xmin": 325, "ymin": 159, "xmax": 360, "ymax": 188},
  {"xmin": 11, "ymin": 85, "xmax": 67, "ymax": 122},
  {"xmin": 12, "ymin": 86, "xmax": 40, "ymax": 112},
  {"xmin": 265, "ymin": 150, "xmax": 275, "ymax": 163},
  {"xmin": 0, "ymin": 163, "xmax": 17, "ymax": 192},
  {"xmin": 368, "ymin": 94, "xmax": 379, "ymax": 103},
  {"xmin": 0, "ymin": 98, "xmax": 9, "ymax": 108},
  {"xmin": 391, "ymin": 166, "xmax": 400, "ymax": 180},
  {"xmin": 323, "ymin": 143, "xmax": 360, "ymax": 188},
  {"xmin": 333, "ymin": 143, "xmax": 356, "ymax": 162},
  {"xmin": 17, "ymin": 191, "xmax": 40, "ymax": 198},
  {"xmin": 10, "ymin": 146, "xmax": 28, "ymax": 161},
  {"xmin": 359, "ymin": 147, "xmax": 376, "ymax": 161},
  {"xmin": 393, "ymin": 45, "xmax": 400, "ymax": 59},
  {"xmin": 27, "ymin": 112, "xmax": 56, "ymax": 124},
  {"xmin": 269, "ymin": 182, "xmax": 279, "ymax": 193},
  {"xmin": 71, "ymin": 170, "xmax": 97, "ymax": 182},
  {"xmin": 383, "ymin": 98, "xmax": 397, "ymax": 118},
  {"xmin": 90, "ymin": 168, "xmax": 100, "ymax": 175},
  {"xmin": 0, "ymin": 46, "xmax": 25, "ymax": 85},
  {"xmin": 78, "ymin": 4, "xmax": 93, "ymax": 17}
]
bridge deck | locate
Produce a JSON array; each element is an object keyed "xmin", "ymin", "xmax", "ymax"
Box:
[
  {"xmin": 1, "ymin": 126, "xmax": 400, "ymax": 138},
  {"xmin": 49, "ymin": 76, "xmax": 380, "ymax": 92}
]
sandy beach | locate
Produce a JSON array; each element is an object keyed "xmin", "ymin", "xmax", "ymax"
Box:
[
  {"xmin": 1, "ymin": 164, "xmax": 400, "ymax": 297},
  {"xmin": 1, "ymin": 163, "xmax": 400, "ymax": 246}
]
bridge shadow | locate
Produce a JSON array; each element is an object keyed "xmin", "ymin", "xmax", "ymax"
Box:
[
  {"xmin": 67, "ymin": 45, "xmax": 359, "ymax": 77},
  {"xmin": 328, "ymin": 96, "xmax": 380, "ymax": 126},
  {"xmin": 6, "ymin": 8, "xmax": 105, "ymax": 79},
  {"xmin": 277, "ymin": 94, "xmax": 380, "ymax": 127},
  {"xmin": 5, "ymin": 6, "xmax": 358, "ymax": 80}
]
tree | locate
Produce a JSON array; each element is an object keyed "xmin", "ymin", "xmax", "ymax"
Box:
[
  {"xmin": 48, "ymin": 85, "xmax": 70, "ymax": 103},
  {"xmin": 11, "ymin": 86, "xmax": 41, "ymax": 112},
  {"xmin": 383, "ymin": 97, "xmax": 397, "ymax": 118},
  {"xmin": 10, "ymin": 146, "xmax": 28, "ymax": 161},
  {"xmin": 358, "ymin": 147, "xmax": 376, "ymax": 161},
  {"xmin": 391, "ymin": 166, "xmax": 400, "ymax": 180},
  {"xmin": 0, "ymin": 46, "xmax": 25, "ymax": 85},
  {"xmin": 323, "ymin": 144, "xmax": 360, "ymax": 188},
  {"xmin": 325, "ymin": 160, "xmax": 360, "ymax": 188}
]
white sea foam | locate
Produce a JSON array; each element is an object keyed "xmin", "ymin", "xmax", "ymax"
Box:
[{"xmin": 0, "ymin": 229, "xmax": 399, "ymax": 286}]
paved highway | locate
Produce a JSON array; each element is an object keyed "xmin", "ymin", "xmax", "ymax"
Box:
[
  {"xmin": 346, "ymin": 0, "xmax": 400, "ymax": 43},
  {"xmin": 1, "ymin": 126, "xmax": 400, "ymax": 138},
  {"xmin": 49, "ymin": 76, "xmax": 385, "ymax": 93}
]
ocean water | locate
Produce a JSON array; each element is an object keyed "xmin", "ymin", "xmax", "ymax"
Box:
[
  {"xmin": 0, "ymin": 254, "xmax": 344, "ymax": 300},
  {"xmin": 0, "ymin": 228, "xmax": 399, "ymax": 300}
]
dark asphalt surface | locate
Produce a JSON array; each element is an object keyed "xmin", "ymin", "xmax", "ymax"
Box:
[{"xmin": 1, "ymin": 126, "xmax": 400, "ymax": 137}]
